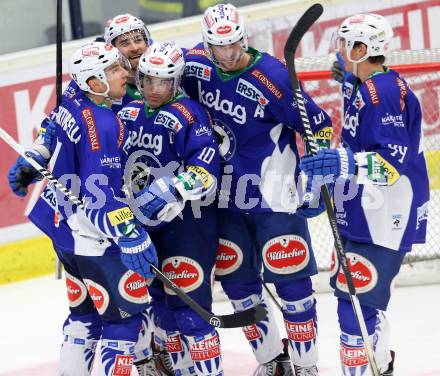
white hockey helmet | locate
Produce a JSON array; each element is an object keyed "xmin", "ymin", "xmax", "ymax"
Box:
[
  {"xmin": 104, "ymin": 13, "xmax": 153, "ymax": 46},
  {"xmin": 69, "ymin": 42, "xmax": 122, "ymax": 97},
  {"xmin": 201, "ymin": 4, "xmax": 248, "ymax": 60},
  {"xmin": 136, "ymin": 41, "xmax": 185, "ymax": 96},
  {"xmin": 336, "ymin": 13, "xmax": 393, "ymax": 63}
]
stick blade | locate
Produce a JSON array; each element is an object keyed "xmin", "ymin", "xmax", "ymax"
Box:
[
  {"xmin": 211, "ymin": 304, "xmax": 267, "ymax": 329},
  {"xmin": 284, "ymin": 3, "xmax": 324, "ymax": 60}
]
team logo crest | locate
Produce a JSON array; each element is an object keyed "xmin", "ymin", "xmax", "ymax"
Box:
[
  {"xmin": 118, "ymin": 270, "xmax": 150, "ymax": 304},
  {"xmin": 215, "ymin": 239, "xmax": 243, "ymax": 276},
  {"xmin": 263, "ymin": 235, "xmax": 310, "ymax": 274},
  {"xmin": 213, "ymin": 119, "xmax": 236, "ymax": 161}
]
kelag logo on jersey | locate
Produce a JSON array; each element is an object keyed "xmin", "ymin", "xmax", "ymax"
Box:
[
  {"xmin": 198, "ymin": 81, "xmax": 246, "ymax": 124},
  {"xmin": 236, "ymin": 78, "xmax": 269, "ymax": 107},
  {"xmin": 185, "ymin": 62, "xmax": 212, "ymax": 81},
  {"xmin": 129, "ymin": 126, "xmax": 163, "ymax": 155},
  {"xmin": 154, "ymin": 110, "xmax": 182, "ymax": 132}
]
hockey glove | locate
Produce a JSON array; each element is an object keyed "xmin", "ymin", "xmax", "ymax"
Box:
[
  {"xmin": 331, "ymin": 52, "xmax": 348, "ymax": 84},
  {"xmin": 7, "ymin": 150, "xmax": 48, "ymax": 197},
  {"xmin": 300, "ymin": 148, "xmax": 355, "ymax": 203},
  {"xmin": 118, "ymin": 227, "xmax": 158, "ymax": 279},
  {"xmin": 135, "ymin": 176, "xmax": 179, "ymax": 220}
]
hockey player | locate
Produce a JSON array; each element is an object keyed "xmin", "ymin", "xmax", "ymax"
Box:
[
  {"xmin": 182, "ymin": 4, "xmax": 332, "ymax": 375},
  {"xmin": 8, "ymin": 13, "xmax": 152, "ymax": 198},
  {"xmin": 6, "ymin": 15, "xmax": 170, "ymax": 376},
  {"xmin": 300, "ymin": 13, "xmax": 429, "ymax": 376},
  {"xmin": 121, "ymin": 41, "xmax": 223, "ymax": 376},
  {"xmin": 12, "ymin": 41, "xmax": 161, "ymax": 376}
]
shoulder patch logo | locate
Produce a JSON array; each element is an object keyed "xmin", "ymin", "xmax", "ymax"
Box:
[
  {"xmin": 118, "ymin": 106, "xmax": 140, "ymax": 122},
  {"xmin": 185, "ymin": 62, "xmax": 212, "ymax": 81},
  {"xmin": 171, "ymin": 102, "xmax": 196, "ymax": 124},
  {"xmin": 236, "ymin": 78, "xmax": 269, "ymax": 107},
  {"xmin": 155, "ymin": 110, "xmax": 183, "ymax": 132},
  {"xmin": 81, "ymin": 108, "xmax": 100, "ymax": 151},
  {"xmin": 251, "ymin": 69, "xmax": 283, "ymax": 99},
  {"xmin": 365, "ymin": 79, "xmax": 380, "ymax": 105}
]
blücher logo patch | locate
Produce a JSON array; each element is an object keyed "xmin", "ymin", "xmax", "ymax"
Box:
[
  {"xmin": 83, "ymin": 279, "xmax": 109, "ymax": 315},
  {"xmin": 65, "ymin": 272, "xmax": 87, "ymax": 308},
  {"xmin": 263, "ymin": 235, "xmax": 309, "ymax": 274},
  {"xmin": 162, "ymin": 256, "xmax": 204, "ymax": 295},
  {"xmin": 251, "ymin": 69, "xmax": 283, "ymax": 99},
  {"xmin": 215, "ymin": 239, "xmax": 243, "ymax": 276},
  {"xmin": 81, "ymin": 108, "xmax": 100, "ymax": 151},
  {"xmin": 336, "ymin": 252, "xmax": 378, "ymax": 293},
  {"xmin": 118, "ymin": 270, "xmax": 149, "ymax": 304}
]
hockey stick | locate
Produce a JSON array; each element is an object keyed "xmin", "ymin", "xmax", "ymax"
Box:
[
  {"xmin": 0, "ymin": 127, "xmax": 265, "ymax": 329},
  {"xmin": 55, "ymin": 0, "xmax": 63, "ymax": 280},
  {"xmin": 283, "ymin": 4, "xmax": 380, "ymax": 375},
  {"xmin": 262, "ymin": 282, "xmax": 282, "ymax": 311}
]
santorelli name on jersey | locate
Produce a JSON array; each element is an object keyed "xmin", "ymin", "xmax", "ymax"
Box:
[
  {"xmin": 154, "ymin": 110, "xmax": 183, "ymax": 132},
  {"xmin": 55, "ymin": 106, "xmax": 81, "ymax": 143},
  {"xmin": 236, "ymin": 78, "xmax": 269, "ymax": 106},
  {"xmin": 198, "ymin": 81, "xmax": 246, "ymax": 124},
  {"xmin": 185, "ymin": 61, "xmax": 212, "ymax": 81}
]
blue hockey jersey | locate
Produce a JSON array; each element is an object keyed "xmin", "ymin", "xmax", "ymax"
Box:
[
  {"xmin": 182, "ymin": 43, "xmax": 332, "ymax": 213},
  {"xmin": 29, "ymin": 90, "xmax": 131, "ymax": 255},
  {"xmin": 120, "ymin": 94, "xmax": 220, "ymax": 226},
  {"xmin": 337, "ymin": 69, "xmax": 429, "ymax": 251}
]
